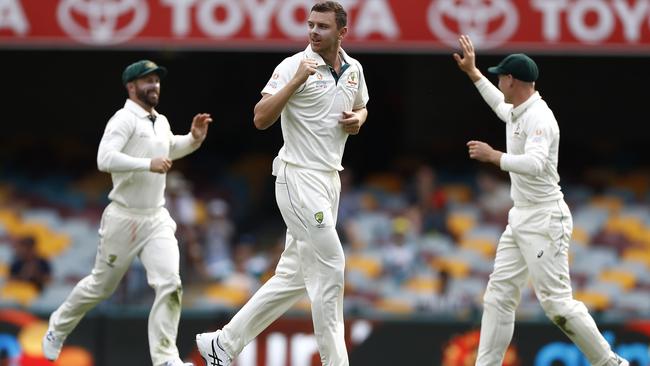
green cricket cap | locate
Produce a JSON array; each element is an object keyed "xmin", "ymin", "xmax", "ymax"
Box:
[
  {"xmin": 487, "ymin": 53, "xmax": 538, "ymax": 82},
  {"xmin": 122, "ymin": 60, "xmax": 167, "ymax": 85}
]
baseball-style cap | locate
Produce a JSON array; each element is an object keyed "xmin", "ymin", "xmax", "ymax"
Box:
[
  {"xmin": 487, "ymin": 53, "xmax": 538, "ymax": 82},
  {"xmin": 122, "ymin": 59, "xmax": 167, "ymax": 85}
]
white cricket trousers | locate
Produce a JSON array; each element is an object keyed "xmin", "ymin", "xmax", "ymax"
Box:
[
  {"xmin": 48, "ymin": 202, "xmax": 184, "ymax": 366},
  {"xmin": 220, "ymin": 159, "xmax": 348, "ymax": 366},
  {"xmin": 476, "ymin": 199, "xmax": 620, "ymax": 366}
]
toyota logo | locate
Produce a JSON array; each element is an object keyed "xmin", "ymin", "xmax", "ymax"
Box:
[
  {"xmin": 57, "ymin": 0, "xmax": 149, "ymax": 45},
  {"xmin": 428, "ymin": 0, "xmax": 518, "ymax": 49}
]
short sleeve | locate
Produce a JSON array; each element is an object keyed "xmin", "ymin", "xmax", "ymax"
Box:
[
  {"xmin": 353, "ymin": 62, "xmax": 369, "ymax": 110},
  {"xmin": 261, "ymin": 57, "xmax": 295, "ymax": 95}
]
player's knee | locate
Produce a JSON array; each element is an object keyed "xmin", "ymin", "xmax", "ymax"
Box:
[
  {"xmin": 151, "ymin": 273, "xmax": 182, "ymax": 293},
  {"xmin": 80, "ymin": 275, "xmax": 117, "ymax": 300},
  {"xmin": 539, "ymin": 297, "xmax": 586, "ymax": 320},
  {"xmin": 331, "ymin": 265, "xmax": 345, "ymax": 285},
  {"xmin": 483, "ymin": 284, "xmax": 519, "ymax": 313}
]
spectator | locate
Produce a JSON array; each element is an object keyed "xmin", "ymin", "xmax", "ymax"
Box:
[
  {"xmin": 202, "ymin": 198, "xmax": 236, "ymax": 280},
  {"xmin": 166, "ymin": 171, "xmax": 205, "ymax": 281},
  {"xmin": 337, "ymin": 168, "xmax": 362, "ymax": 233},
  {"xmin": 382, "ymin": 217, "xmax": 416, "ymax": 284},
  {"xmin": 476, "ymin": 169, "xmax": 512, "ymax": 226},
  {"xmin": 222, "ymin": 239, "xmax": 258, "ymax": 296},
  {"xmin": 165, "ymin": 171, "xmax": 198, "ymax": 226},
  {"xmin": 344, "ymin": 193, "xmax": 392, "ymax": 249},
  {"xmin": 408, "ymin": 164, "xmax": 449, "ymax": 235},
  {"xmin": 9, "ymin": 236, "xmax": 51, "ymax": 291}
]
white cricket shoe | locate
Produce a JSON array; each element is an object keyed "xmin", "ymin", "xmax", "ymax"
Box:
[
  {"xmin": 617, "ymin": 356, "xmax": 629, "ymax": 366},
  {"xmin": 41, "ymin": 330, "xmax": 64, "ymax": 361},
  {"xmin": 162, "ymin": 359, "xmax": 194, "ymax": 366},
  {"xmin": 196, "ymin": 330, "xmax": 232, "ymax": 366}
]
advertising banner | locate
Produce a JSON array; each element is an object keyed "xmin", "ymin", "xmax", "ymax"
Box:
[
  {"xmin": 1, "ymin": 0, "xmax": 650, "ymax": 53},
  {"xmin": 2, "ymin": 309, "xmax": 650, "ymax": 366}
]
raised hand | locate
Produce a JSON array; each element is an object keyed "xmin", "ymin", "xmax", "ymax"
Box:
[
  {"xmin": 190, "ymin": 113, "xmax": 213, "ymax": 141},
  {"xmin": 453, "ymin": 34, "xmax": 482, "ymax": 81}
]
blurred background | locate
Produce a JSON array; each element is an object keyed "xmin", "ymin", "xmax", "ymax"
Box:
[{"xmin": 1, "ymin": 0, "xmax": 650, "ymax": 365}]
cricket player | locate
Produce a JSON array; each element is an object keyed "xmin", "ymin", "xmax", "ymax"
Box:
[
  {"xmin": 42, "ymin": 60, "xmax": 212, "ymax": 366},
  {"xmin": 453, "ymin": 35, "xmax": 629, "ymax": 366},
  {"xmin": 195, "ymin": 2, "xmax": 368, "ymax": 366}
]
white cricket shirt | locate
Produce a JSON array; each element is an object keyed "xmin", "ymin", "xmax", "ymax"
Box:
[
  {"xmin": 97, "ymin": 99, "xmax": 201, "ymax": 209},
  {"xmin": 262, "ymin": 45, "xmax": 369, "ymax": 172},
  {"xmin": 474, "ymin": 77, "xmax": 563, "ymax": 206}
]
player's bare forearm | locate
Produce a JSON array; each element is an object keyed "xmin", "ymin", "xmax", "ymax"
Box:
[
  {"xmin": 254, "ymin": 80, "xmax": 302, "ymax": 130},
  {"xmin": 353, "ymin": 107, "xmax": 368, "ymax": 126},
  {"xmin": 466, "ymin": 69, "xmax": 484, "ymax": 83},
  {"xmin": 488, "ymin": 150, "xmax": 503, "ymax": 166}
]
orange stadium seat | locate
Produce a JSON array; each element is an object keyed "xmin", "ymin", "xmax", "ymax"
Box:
[
  {"xmin": 403, "ymin": 276, "xmax": 440, "ymax": 294},
  {"xmin": 459, "ymin": 238, "xmax": 496, "ymax": 258},
  {"xmin": 374, "ymin": 297, "xmax": 414, "ymax": 315},
  {"xmin": 599, "ymin": 269, "xmax": 636, "ymax": 291},
  {"xmin": 446, "ymin": 213, "xmax": 476, "ymax": 239},
  {"xmin": 640, "ymin": 229, "xmax": 650, "ymax": 247},
  {"xmin": 0, "ymin": 209, "xmax": 21, "ymax": 234},
  {"xmin": 442, "ymin": 183, "xmax": 473, "ymax": 204},
  {"xmin": 430, "ymin": 257, "xmax": 470, "ymax": 279},
  {"xmin": 590, "ymin": 196, "xmax": 623, "ymax": 214},
  {"xmin": 622, "ymin": 248, "xmax": 650, "ymax": 267},
  {"xmin": 604, "ymin": 216, "xmax": 645, "ymax": 243},
  {"xmin": 574, "ymin": 290, "xmax": 610, "ymax": 311},
  {"xmin": 0, "ymin": 262, "xmax": 8, "ymax": 280},
  {"xmin": 0, "ymin": 210, "xmax": 71, "ymax": 258},
  {"xmin": 1, "ymin": 280, "xmax": 40, "ymax": 306},
  {"xmin": 203, "ymin": 284, "xmax": 249, "ymax": 308},
  {"xmin": 570, "ymin": 225, "xmax": 590, "ymax": 246},
  {"xmin": 346, "ymin": 254, "xmax": 382, "ymax": 279}
]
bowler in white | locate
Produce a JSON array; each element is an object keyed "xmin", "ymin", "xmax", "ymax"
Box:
[{"xmin": 195, "ymin": 2, "xmax": 368, "ymax": 366}]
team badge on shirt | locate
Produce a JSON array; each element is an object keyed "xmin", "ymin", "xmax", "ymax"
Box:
[
  {"xmin": 313, "ymin": 72, "xmax": 328, "ymax": 89},
  {"xmin": 346, "ymin": 72, "xmax": 358, "ymax": 88},
  {"xmin": 314, "ymin": 211, "xmax": 324, "ymax": 225}
]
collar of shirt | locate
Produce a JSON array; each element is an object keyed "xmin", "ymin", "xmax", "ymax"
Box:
[
  {"xmin": 124, "ymin": 98, "xmax": 158, "ymax": 120},
  {"xmin": 303, "ymin": 44, "xmax": 350, "ymax": 68},
  {"xmin": 510, "ymin": 91, "xmax": 541, "ymax": 122}
]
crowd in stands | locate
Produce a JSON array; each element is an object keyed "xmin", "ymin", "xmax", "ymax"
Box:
[{"xmin": 1, "ymin": 155, "xmax": 650, "ymax": 321}]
